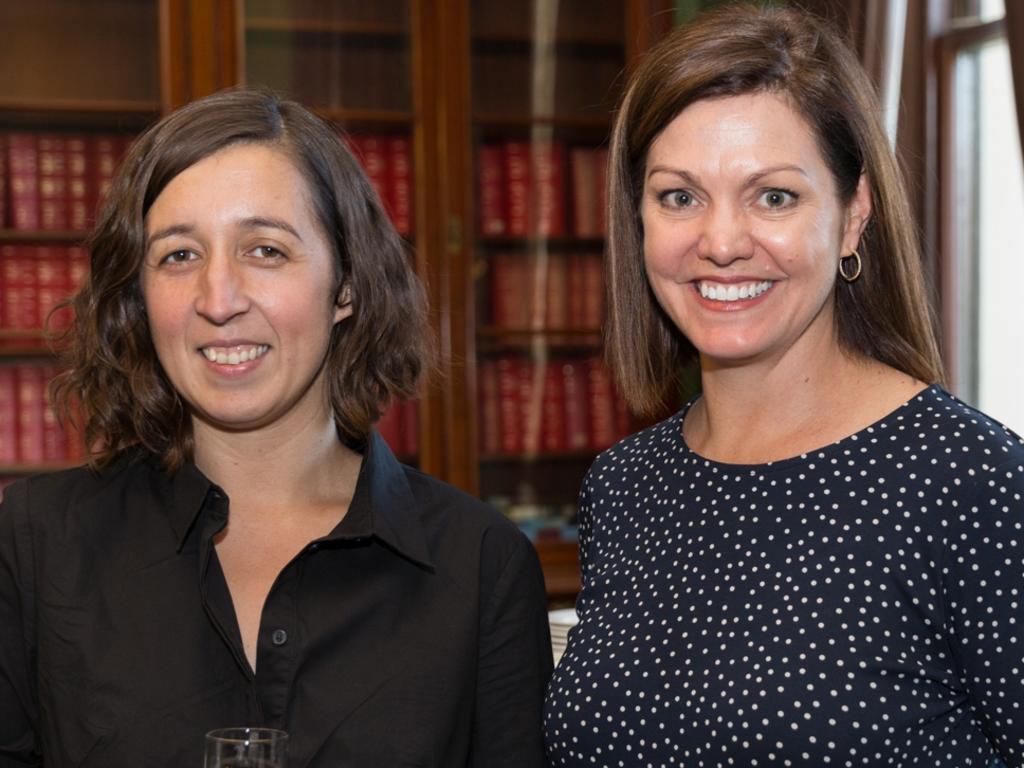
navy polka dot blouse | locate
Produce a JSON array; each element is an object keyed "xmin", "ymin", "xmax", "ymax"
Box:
[{"xmin": 544, "ymin": 386, "xmax": 1024, "ymax": 767}]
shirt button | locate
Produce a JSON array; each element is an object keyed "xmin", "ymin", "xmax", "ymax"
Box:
[{"xmin": 271, "ymin": 629, "xmax": 288, "ymax": 646}]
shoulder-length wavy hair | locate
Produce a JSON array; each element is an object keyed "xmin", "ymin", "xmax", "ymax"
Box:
[
  {"xmin": 54, "ymin": 87, "xmax": 431, "ymax": 471},
  {"xmin": 605, "ymin": 2, "xmax": 944, "ymax": 415}
]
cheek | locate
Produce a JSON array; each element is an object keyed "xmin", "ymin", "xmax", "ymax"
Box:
[{"xmin": 141, "ymin": 283, "xmax": 191, "ymax": 349}]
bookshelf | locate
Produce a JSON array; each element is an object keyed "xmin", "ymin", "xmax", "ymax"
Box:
[
  {"xmin": 0, "ymin": 0, "xmax": 163, "ymax": 481},
  {"xmin": 464, "ymin": 0, "xmax": 672, "ymax": 594},
  {"xmin": 0, "ymin": 0, "xmax": 674, "ymax": 600}
]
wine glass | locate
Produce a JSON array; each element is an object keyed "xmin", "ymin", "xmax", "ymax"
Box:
[{"xmin": 204, "ymin": 727, "xmax": 289, "ymax": 768}]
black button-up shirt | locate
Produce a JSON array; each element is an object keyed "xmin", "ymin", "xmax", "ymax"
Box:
[{"xmin": 0, "ymin": 433, "xmax": 552, "ymax": 767}]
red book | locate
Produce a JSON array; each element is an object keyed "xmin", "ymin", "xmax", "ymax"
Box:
[
  {"xmin": 349, "ymin": 134, "xmax": 389, "ymax": 208},
  {"xmin": 478, "ymin": 359, "xmax": 501, "ymax": 455},
  {"xmin": 7, "ymin": 133, "xmax": 39, "ymax": 230},
  {"xmin": 504, "ymin": 141, "xmax": 531, "ymax": 237},
  {"xmin": 1, "ymin": 245, "xmax": 40, "ymax": 331},
  {"xmin": 66, "ymin": 135, "xmax": 91, "ymax": 231},
  {"xmin": 15, "ymin": 364, "xmax": 46, "ymax": 463},
  {"xmin": 386, "ymin": 136, "xmax": 413, "ymax": 236},
  {"xmin": 400, "ymin": 400, "xmax": 415, "ymax": 458},
  {"xmin": 585, "ymin": 357, "xmax": 617, "ymax": 450},
  {"xmin": 40, "ymin": 364, "xmax": 65, "ymax": 461},
  {"xmin": 478, "ymin": 144, "xmax": 507, "ymax": 237},
  {"xmin": 570, "ymin": 147, "xmax": 598, "ymax": 238},
  {"xmin": 38, "ymin": 134, "xmax": 68, "ymax": 231},
  {"xmin": 496, "ymin": 356, "xmax": 523, "ymax": 454},
  {"xmin": 581, "ymin": 253, "xmax": 604, "ymax": 330},
  {"xmin": 400, "ymin": 399, "xmax": 419, "ymax": 458},
  {"xmin": 567, "ymin": 253, "xmax": 586, "ymax": 329},
  {"xmin": 489, "ymin": 253, "xmax": 529, "ymax": 328},
  {"xmin": 543, "ymin": 252, "xmax": 568, "ymax": 330},
  {"xmin": 532, "ymin": 140, "xmax": 566, "ymax": 237},
  {"xmin": 0, "ymin": 134, "xmax": 7, "ymax": 228},
  {"xmin": 541, "ymin": 360, "xmax": 567, "ymax": 452},
  {"xmin": 519, "ymin": 358, "xmax": 542, "ymax": 455},
  {"xmin": 0, "ymin": 367, "xmax": 16, "ymax": 463},
  {"xmin": 63, "ymin": 397, "xmax": 84, "ymax": 461},
  {"xmin": 595, "ymin": 148, "xmax": 609, "ymax": 237},
  {"xmin": 35, "ymin": 246, "xmax": 71, "ymax": 332},
  {"xmin": 561, "ymin": 360, "xmax": 589, "ymax": 451},
  {"xmin": 376, "ymin": 398, "xmax": 402, "ymax": 453},
  {"xmin": 91, "ymin": 134, "xmax": 122, "ymax": 217},
  {"xmin": 68, "ymin": 245, "xmax": 89, "ymax": 290}
]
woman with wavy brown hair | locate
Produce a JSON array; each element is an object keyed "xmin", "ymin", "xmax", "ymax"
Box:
[
  {"xmin": 0, "ymin": 88, "xmax": 551, "ymax": 768},
  {"xmin": 544, "ymin": 4, "xmax": 1023, "ymax": 766}
]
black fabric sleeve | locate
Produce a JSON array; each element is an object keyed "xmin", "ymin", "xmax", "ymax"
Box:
[
  {"xmin": 0, "ymin": 481, "xmax": 41, "ymax": 766},
  {"xmin": 471, "ymin": 528, "xmax": 553, "ymax": 767}
]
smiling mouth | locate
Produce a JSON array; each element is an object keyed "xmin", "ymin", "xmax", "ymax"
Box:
[
  {"xmin": 201, "ymin": 344, "xmax": 269, "ymax": 365},
  {"xmin": 698, "ymin": 280, "xmax": 773, "ymax": 302}
]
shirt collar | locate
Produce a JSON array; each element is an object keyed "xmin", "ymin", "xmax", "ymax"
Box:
[{"xmin": 159, "ymin": 431, "xmax": 434, "ymax": 570}]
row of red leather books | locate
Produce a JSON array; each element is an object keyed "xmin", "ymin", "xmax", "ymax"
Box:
[
  {"xmin": 0, "ymin": 130, "xmax": 414, "ymax": 237},
  {"xmin": 477, "ymin": 141, "xmax": 608, "ymax": 239},
  {"xmin": 344, "ymin": 134, "xmax": 414, "ymax": 237},
  {"xmin": 0, "ymin": 131, "xmax": 130, "ymax": 232},
  {"xmin": 0, "ymin": 364, "xmax": 83, "ymax": 465},
  {"xmin": 1, "ymin": 244, "xmax": 89, "ymax": 335},
  {"xmin": 487, "ymin": 251, "xmax": 604, "ymax": 330},
  {"xmin": 478, "ymin": 355, "xmax": 630, "ymax": 456}
]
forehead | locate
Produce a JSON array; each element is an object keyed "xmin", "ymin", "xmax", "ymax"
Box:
[
  {"xmin": 646, "ymin": 91, "xmax": 826, "ymax": 172},
  {"xmin": 151, "ymin": 142, "xmax": 313, "ymax": 212}
]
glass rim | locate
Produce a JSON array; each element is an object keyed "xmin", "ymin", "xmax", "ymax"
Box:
[{"xmin": 205, "ymin": 727, "xmax": 289, "ymax": 744}]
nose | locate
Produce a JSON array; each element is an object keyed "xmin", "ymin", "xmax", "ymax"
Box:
[
  {"xmin": 194, "ymin": 254, "xmax": 250, "ymax": 325},
  {"xmin": 696, "ymin": 203, "xmax": 755, "ymax": 265}
]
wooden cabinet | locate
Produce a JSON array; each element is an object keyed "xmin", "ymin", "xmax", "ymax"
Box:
[
  {"xmin": 0, "ymin": 0, "xmax": 165, "ymax": 488},
  {"xmin": 0, "ymin": 0, "xmax": 671, "ymax": 598}
]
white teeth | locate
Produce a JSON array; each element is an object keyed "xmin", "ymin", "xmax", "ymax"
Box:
[
  {"xmin": 201, "ymin": 345, "xmax": 269, "ymax": 365},
  {"xmin": 699, "ymin": 280, "xmax": 773, "ymax": 302}
]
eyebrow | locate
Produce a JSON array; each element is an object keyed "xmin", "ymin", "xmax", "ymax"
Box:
[
  {"xmin": 646, "ymin": 164, "xmax": 809, "ymax": 186},
  {"xmin": 145, "ymin": 216, "xmax": 304, "ymax": 252}
]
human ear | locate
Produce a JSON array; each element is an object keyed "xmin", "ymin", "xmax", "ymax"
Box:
[
  {"xmin": 334, "ymin": 284, "xmax": 353, "ymax": 323},
  {"xmin": 841, "ymin": 174, "xmax": 873, "ymax": 254}
]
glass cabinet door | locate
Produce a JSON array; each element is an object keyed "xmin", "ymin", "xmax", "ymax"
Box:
[
  {"xmin": 238, "ymin": 0, "xmax": 420, "ymax": 465},
  {"xmin": 0, "ymin": 0, "xmax": 162, "ymax": 489},
  {"xmin": 469, "ymin": 0, "xmax": 636, "ymax": 601}
]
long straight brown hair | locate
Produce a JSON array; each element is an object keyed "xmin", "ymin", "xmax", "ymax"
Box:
[{"xmin": 605, "ymin": 3, "xmax": 944, "ymax": 415}]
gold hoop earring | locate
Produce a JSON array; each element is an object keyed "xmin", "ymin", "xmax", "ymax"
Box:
[{"xmin": 838, "ymin": 250, "xmax": 862, "ymax": 283}]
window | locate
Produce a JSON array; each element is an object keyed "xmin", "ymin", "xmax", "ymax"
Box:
[{"xmin": 938, "ymin": 0, "xmax": 1024, "ymax": 432}]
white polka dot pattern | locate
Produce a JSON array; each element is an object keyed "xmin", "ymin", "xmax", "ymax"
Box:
[{"xmin": 543, "ymin": 386, "xmax": 1024, "ymax": 767}]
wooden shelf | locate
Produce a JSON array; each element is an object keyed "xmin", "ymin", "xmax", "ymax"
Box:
[
  {"xmin": 477, "ymin": 236, "xmax": 604, "ymax": 251},
  {"xmin": 534, "ymin": 538, "xmax": 581, "ymax": 601},
  {"xmin": 0, "ymin": 330, "xmax": 61, "ymax": 357},
  {"xmin": 0, "ymin": 98, "xmax": 158, "ymax": 129},
  {"xmin": 471, "ymin": 32, "xmax": 624, "ymax": 50},
  {"xmin": 314, "ymin": 108, "xmax": 414, "ymax": 128},
  {"xmin": 473, "ymin": 113, "xmax": 612, "ymax": 128},
  {"xmin": 0, "ymin": 229, "xmax": 88, "ymax": 243},
  {"xmin": 246, "ymin": 17, "xmax": 407, "ymax": 38}
]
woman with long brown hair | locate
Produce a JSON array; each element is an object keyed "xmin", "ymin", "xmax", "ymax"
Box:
[{"xmin": 544, "ymin": 4, "xmax": 1023, "ymax": 765}]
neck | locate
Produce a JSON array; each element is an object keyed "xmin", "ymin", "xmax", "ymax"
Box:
[
  {"xmin": 192, "ymin": 408, "xmax": 359, "ymax": 516},
  {"xmin": 686, "ymin": 330, "xmax": 921, "ymax": 464}
]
